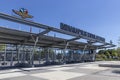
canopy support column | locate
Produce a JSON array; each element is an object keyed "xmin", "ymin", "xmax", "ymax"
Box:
[
  {"xmin": 16, "ymin": 45, "xmax": 20, "ymax": 63},
  {"xmin": 38, "ymin": 47, "xmax": 41, "ymax": 65},
  {"xmin": 30, "ymin": 36, "xmax": 39, "ymax": 67},
  {"xmin": 92, "ymin": 47, "xmax": 98, "ymax": 61},
  {"xmin": 63, "ymin": 42, "xmax": 69, "ymax": 64},
  {"xmin": 3, "ymin": 44, "xmax": 7, "ymax": 65},
  {"xmin": 10, "ymin": 49, "xmax": 13, "ymax": 66},
  {"xmin": 81, "ymin": 45, "xmax": 87, "ymax": 62}
]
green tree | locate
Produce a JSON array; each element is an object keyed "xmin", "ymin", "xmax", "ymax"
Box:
[
  {"xmin": 0, "ymin": 44, "xmax": 6, "ymax": 61},
  {"xmin": 0, "ymin": 44, "xmax": 5, "ymax": 51},
  {"xmin": 40, "ymin": 48, "xmax": 54, "ymax": 59},
  {"xmin": 111, "ymin": 49, "xmax": 118, "ymax": 59},
  {"xmin": 101, "ymin": 54, "xmax": 107, "ymax": 60},
  {"xmin": 98, "ymin": 50, "xmax": 105, "ymax": 54},
  {"xmin": 116, "ymin": 48, "xmax": 120, "ymax": 60},
  {"xmin": 104, "ymin": 50, "xmax": 111, "ymax": 59}
]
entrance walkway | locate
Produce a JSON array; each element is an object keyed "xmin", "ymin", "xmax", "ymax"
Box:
[{"xmin": 0, "ymin": 61, "xmax": 120, "ymax": 80}]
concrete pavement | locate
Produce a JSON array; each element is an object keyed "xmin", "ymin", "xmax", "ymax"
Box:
[{"xmin": 0, "ymin": 61, "xmax": 120, "ymax": 80}]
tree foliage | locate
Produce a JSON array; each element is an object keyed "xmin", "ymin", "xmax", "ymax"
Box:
[
  {"xmin": 0, "ymin": 44, "xmax": 5, "ymax": 51},
  {"xmin": 96, "ymin": 49, "xmax": 120, "ymax": 61},
  {"xmin": 34, "ymin": 48, "xmax": 55, "ymax": 60}
]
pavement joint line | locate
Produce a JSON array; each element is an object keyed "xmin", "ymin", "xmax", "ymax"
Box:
[
  {"xmin": 0, "ymin": 71, "xmax": 22, "ymax": 74},
  {"xmin": 0, "ymin": 61, "xmax": 119, "ymax": 74},
  {"xmin": 0, "ymin": 66, "xmax": 69, "ymax": 74},
  {"xmin": 31, "ymin": 70, "xmax": 87, "ymax": 80},
  {"xmin": 0, "ymin": 72, "xmax": 27, "ymax": 79},
  {"xmin": 93, "ymin": 72, "xmax": 120, "ymax": 78},
  {"xmin": 0, "ymin": 63, "xmax": 97, "ymax": 72},
  {"xmin": 90, "ymin": 68, "xmax": 111, "ymax": 75}
]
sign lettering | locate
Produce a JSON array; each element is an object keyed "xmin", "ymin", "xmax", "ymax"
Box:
[{"xmin": 60, "ymin": 23, "xmax": 105, "ymax": 42}]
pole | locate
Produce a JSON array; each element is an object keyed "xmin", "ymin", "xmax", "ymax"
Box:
[
  {"xmin": 16, "ymin": 45, "xmax": 19, "ymax": 63},
  {"xmin": 80, "ymin": 45, "xmax": 87, "ymax": 62},
  {"xmin": 4, "ymin": 44, "xmax": 7, "ymax": 65},
  {"xmin": 30, "ymin": 36, "xmax": 39, "ymax": 67},
  {"xmin": 92, "ymin": 48, "xmax": 98, "ymax": 61},
  {"xmin": 63, "ymin": 42, "xmax": 69, "ymax": 64},
  {"xmin": 39, "ymin": 47, "xmax": 41, "ymax": 65},
  {"xmin": 10, "ymin": 49, "xmax": 13, "ymax": 66}
]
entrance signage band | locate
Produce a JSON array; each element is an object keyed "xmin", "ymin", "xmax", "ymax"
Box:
[{"xmin": 60, "ymin": 23, "xmax": 105, "ymax": 42}]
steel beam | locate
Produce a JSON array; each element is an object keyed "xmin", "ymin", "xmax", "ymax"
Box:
[
  {"xmin": 0, "ymin": 12, "xmax": 105, "ymax": 43},
  {"xmin": 66, "ymin": 37, "xmax": 81, "ymax": 42}
]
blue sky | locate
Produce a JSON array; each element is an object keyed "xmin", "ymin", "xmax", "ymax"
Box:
[{"xmin": 0, "ymin": 0, "xmax": 120, "ymax": 47}]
